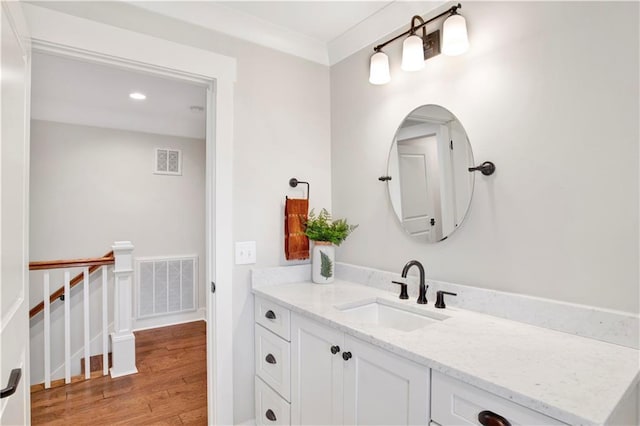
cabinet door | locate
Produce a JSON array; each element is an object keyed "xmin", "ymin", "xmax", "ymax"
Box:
[
  {"xmin": 343, "ymin": 336, "xmax": 430, "ymax": 425},
  {"xmin": 291, "ymin": 314, "xmax": 344, "ymax": 425}
]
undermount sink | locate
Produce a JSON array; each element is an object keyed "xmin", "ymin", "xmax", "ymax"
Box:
[{"xmin": 335, "ymin": 298, "xmax": 449, "ymax": 332}]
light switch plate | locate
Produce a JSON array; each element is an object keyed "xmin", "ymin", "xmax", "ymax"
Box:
[{"xmin": 235, "ymin": 241, "xmax": 256, "ymax": 265}]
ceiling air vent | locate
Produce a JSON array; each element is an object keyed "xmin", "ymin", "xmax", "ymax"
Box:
[{"xmin": 154, "ymin": 148, "xmax": 182, "ymax": 176}]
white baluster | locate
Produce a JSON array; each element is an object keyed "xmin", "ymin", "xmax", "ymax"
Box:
[
  {"xmin": 64, "ymin": 270, "xmax": 71, "ymax": 384},
  {"xmin": 43, "ymin": 271, "xmax": 51, "ymax": 389},
  {"xmin": 83, "ymin": 267, "xmax": 90, "ymax": 380},
  {"xmin": 102, "ymin": 265, "xmax": 108, "ymax": 376}
]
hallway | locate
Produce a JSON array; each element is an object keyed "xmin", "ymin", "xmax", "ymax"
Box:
[{"xmin": 30, "ymin": 321, "xmax": 207, "ymax": 425}]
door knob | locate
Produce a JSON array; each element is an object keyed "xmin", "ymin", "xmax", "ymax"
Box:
[
  {"xmin": 265, "ymin": 310, "xmax": 276, "ymax": 320},
  {"xmin": 342, "ymin": 351, "xmax": 352, "ymax": 361},
  {"xmin": 330, "ymin": 345, "xmax": 340, "ymax": 355},
  {"xmin": 265, "ymin": 354, "xmax": 277, "ymax": 364}
]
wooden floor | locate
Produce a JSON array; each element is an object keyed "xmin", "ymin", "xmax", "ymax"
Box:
[{"xmin": 31, "ymin": 321, "xmax": 207, "ymax": 425}]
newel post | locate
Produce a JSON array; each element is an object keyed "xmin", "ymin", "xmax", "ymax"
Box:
[{"xmin": 110, "ymin": 241, "xmax": 138, "ymax": 378}]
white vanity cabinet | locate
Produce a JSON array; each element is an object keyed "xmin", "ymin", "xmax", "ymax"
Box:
[
  {"xmin": 254, "ymin": 297, "xmax": 292, "ymax": 426},
  {"xmin": 290, "ymin": 313, "xmax": 344, "ymax": 425},
  {"xmin": 255, "ymin": 296, "xmax": 569, "ymax": 426},
  {"xmin": 290, "ymin": 313, "xmax": 431, "ymax": 425},
  {"xmin": 342, "ymin": 335, "xmax": 430, "ymax": 425},
  {"xmin": 430, "ymin": 371, "xmax": 566, "ymax": 426}
]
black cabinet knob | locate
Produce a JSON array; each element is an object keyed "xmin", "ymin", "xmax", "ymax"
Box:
[
  {"xmin": 265, "ymin": 353, "xmax": 276, "ymax": 364},
  {"xmin": 265, "ymin": 310, "xmax": 276, "ymax": 320},
  {"xmin": 478, "ymin": 410, "xmax": 511, "ymax": 426},
  {"xmin": 342, "ymin": 351, "xmax": 352, "ymax": 361},
  {"xmin": 265, "ymin": 409, "xmax": 277, "ymax": 422},
  {"xmin": 330, "ymin": 345, "xmax": 340, "ymax": 354}
]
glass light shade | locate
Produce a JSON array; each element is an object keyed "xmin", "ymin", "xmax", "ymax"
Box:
[
  {"xmin": 401, "ymin": 34, "xmax": 425, "ymax": 71},
  {"xmin": 442, "ymin": 14, "xmax": 469, "ymax": 56},
  {"xmin": 369, "ymin": 51, "xmax": 390, "ymax": 85}
]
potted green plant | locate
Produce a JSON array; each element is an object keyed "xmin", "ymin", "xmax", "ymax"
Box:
[{"xmin": 305, "ymin": 209, "xmax": 358, "ymax": 283}]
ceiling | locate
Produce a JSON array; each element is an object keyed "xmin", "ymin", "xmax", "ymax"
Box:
[
  {"xmin": 31, "ymin": 52, "xmax": 207, "ymax": 139},
  {"xmin": 29, "ymin": 1, "xmax": 450, "ymax": 135},
  {"xmin": 219, "ymin": 2, "xmax": 393, "ymax": 42},
  {"xmin": 128, "ymin": 1, "xmax": 446, "ymax": 65}
]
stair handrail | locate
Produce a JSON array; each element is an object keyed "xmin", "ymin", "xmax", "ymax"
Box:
[{"xmin": 29, "ymin": 250, "xmax": 114, "ymax": 318}]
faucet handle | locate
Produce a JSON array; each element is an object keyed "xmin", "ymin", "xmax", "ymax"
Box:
[
  {"xmin": 391, "ymin": 281, "xmax": 409, "ymax": 300},
  {"xmin": 435, "ymin": 291, "xmax": 457, "ymax": 309}
]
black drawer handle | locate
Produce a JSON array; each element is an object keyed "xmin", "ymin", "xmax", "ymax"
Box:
[
  {"xmin": 265, "ymin": 409, "xmax": 277, "ymax": 422},
  {"xmin": 478, "ymin": 410, "xmax": 511, "ymax": 426},
  {"xmin": 342, "ymin": 351, "xmax": 352, "ymax": 361},
  {"xmin": 265, "ymin": 353, "xmax": 277, "ymax": 364},
  {"xmin": 0, "ymin": 368, "xmax": 22, "ymax": 399},
  {"xmin": 265, "ymin": 310, "xmax": 276, "ymax": 320},
  {"xmin": 330, "ymin": 345, "xmax": 340, "ymax": 355}
]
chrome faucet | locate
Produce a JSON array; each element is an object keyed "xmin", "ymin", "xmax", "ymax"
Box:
[{"xmin": 401, "ymin": 260, "xmax": 428, "ymax": 304}]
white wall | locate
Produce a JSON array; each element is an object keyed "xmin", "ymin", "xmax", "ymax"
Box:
[
  {"xmin": 30, "ymin": 120, "xmax": 206, "ymax": 308},
  {"xmin": 25, "ymin": 4, "xmax": 332, "ymax": 422},
  {"xmin": 331, "ymin": 2, "xmax": 639, "ymax": 314}
]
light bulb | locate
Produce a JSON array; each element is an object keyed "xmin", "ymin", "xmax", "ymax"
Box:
[
  {"xmin": 401, "ymin": 34, "xmax": 425, "ymax": 71},
  {"xmin": 369, "ymin": 51, "xmax": 390, "ymax": 85},
  {"xmin": 442, "ymin": 14, "xmax": 469, "ymax": 56}
]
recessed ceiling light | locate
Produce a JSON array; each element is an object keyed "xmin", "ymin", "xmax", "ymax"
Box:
[{"xmin": 129, "ymin": 92, "xmax": 146, "ymax": 100}]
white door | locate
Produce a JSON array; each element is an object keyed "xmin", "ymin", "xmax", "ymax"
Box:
[
  {"xmin": 343, "ymin": 335, "xmax": 430, "ymax": 425},
  {"xmin": 0, "ymin": 2, "xmax": 31, "ymax": 424},
  {"xmin": 290, "ymin": 313, "xmax": 344, "ymax": 425}
]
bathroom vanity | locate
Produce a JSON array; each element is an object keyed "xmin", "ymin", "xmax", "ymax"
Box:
[{"xmin": 252, "ymin": 265, "xmax": 639, "ymax": 426}]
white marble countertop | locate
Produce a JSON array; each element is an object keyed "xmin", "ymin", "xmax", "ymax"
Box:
[{"xmin": 253, "ymin": 280, "xmax": 640, "ymax": 425}]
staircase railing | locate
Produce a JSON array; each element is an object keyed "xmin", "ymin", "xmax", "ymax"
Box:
[
  {"xmin": 29, "ymin": 241, "xmax": 136, "ymax": 389},
  {"xmin": 29, "ymin": 251, "xmax": 114, "ymax": 318}
]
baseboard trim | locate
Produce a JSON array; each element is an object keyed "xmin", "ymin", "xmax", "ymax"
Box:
[{"xmin": 132, "ymin": 307, "xmax": 206, "ymax": 332}]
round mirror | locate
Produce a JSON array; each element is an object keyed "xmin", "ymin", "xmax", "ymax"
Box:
[{"xmin": 387, "ymin": 105, "xmax": 474, "ymax": 242}]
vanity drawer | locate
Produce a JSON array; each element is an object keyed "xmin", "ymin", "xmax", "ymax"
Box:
[
  {"xmin": 255, "ymin": 376, "xmax": 291, "ymax": 426},
  {"xmin": 255, "ymin": 296, "xmax": 291, "ymax": 341},
  {"xmin": 431, "ymin": 371, "xmax": 567, "ymax": 425},
  {"xmin": 255, "ymin": 324, "xmax": 291, "ymax": 401}
]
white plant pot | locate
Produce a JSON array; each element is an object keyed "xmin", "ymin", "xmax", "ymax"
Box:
[{"xmin": 312, "ymin": 241, "xmax": 335, "ymax": 284}]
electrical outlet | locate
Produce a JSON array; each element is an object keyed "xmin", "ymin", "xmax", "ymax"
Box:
[{"xmin": 235, "ymin": 241, "xmax": 257, "ymax": 265}]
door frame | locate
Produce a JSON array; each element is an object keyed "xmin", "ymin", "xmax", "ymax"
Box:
[{"xmin": 22, "ymin": 4, "xmax": 236, "ymax": 423}]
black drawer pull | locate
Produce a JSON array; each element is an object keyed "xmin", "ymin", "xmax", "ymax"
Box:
[
  {"xmin": 265, "ymin": 310, "xmax": 276, "ymax": 320},
  {"xmin": 265, "ymin": 409, "xmax": 277, "ymax": 421},
  {"xmin": 478, "ymin": 410, "xmax": 511, "ymax": 426},
  {"xmin": 342, "ymin": 351, "xmax": 352, "ymax": 361},
  {"xmin": 330, "ymin": 345, "xmax": 340, "ymax": 355},
  {"xmin": 265, "ymin": 353, "xmax": 277, "ymax": 364},
  {"xmin": 0, "ymin": 369, "xmax": 22, "ymax": 399}
]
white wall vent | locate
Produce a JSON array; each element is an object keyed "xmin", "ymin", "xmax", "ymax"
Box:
[
  {"xmin": 154, "ymin": 148, "xmax": 182, "ymax": 175},
  {"xmin": 135, "ymin": 255, "xmax": 197, "ymax": 319}
]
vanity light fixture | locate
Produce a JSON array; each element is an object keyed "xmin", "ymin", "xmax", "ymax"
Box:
[{"xmin": 369, "ymin": 3, "xmax": 469, "ymax": 85}]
